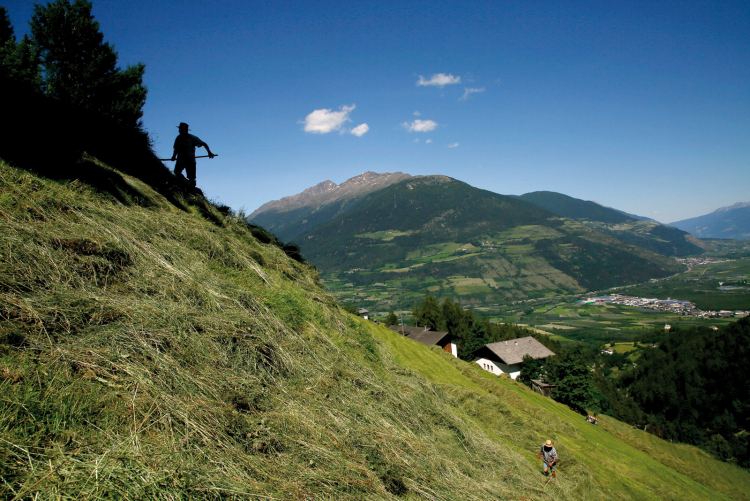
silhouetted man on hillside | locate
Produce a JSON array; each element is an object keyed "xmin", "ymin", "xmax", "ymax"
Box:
[{"xmin": 171, "ymin": 122, "xmax": 215, "ymax": 186}]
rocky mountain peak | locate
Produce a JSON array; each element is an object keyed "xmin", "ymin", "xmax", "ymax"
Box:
[{"xmin": 249, "ymin": 171, "xmax": 412, "ymax": 218}]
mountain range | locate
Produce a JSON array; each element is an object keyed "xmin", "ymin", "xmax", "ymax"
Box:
[
  {"xmin": 670, "ymin": 202, "xmax": 750, "ymax": 240},
  {"xmin": 248, "ymin": 173, "xmax": 700, "ymax": 309}
]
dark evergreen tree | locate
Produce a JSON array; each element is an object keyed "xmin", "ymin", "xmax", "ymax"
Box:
[
  {"xmin": 546, "ymin": 344, "xmax": 593, "ymax": 413},
  {"xmin": 413, "ymin": 295, "xmax": 441, "ymax": 329},
  {"xmin": 0, "ymin": 7, "xmax": 42, "ymax": 88},
  {"xmin": 518, "ymin": 354, "xmax": 545, "ymax": 387},
  {"xmin": 29, "ymin": 0, "xmax": 146, "ymax": 127},
  {"xmin": 385, "ymin": 310, "xmax": 398, "ymax": 327},
  {"xmin": 458, "ymin": 319, "xmax": 489, "ymax": 361},
  {"xmin": 0, "ymin": 7, "xmax": 13, "ymax": 44}
]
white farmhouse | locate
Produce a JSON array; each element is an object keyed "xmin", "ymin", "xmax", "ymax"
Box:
[{"xmin": 474, "ymin": 336, "xmax": 555, "ymax": 379}]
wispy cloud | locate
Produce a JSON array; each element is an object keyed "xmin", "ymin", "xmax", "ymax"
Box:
[
  {"xmin": 460, "ymin": 87, "xmax": 485, "ymax": 100},
  {"xmin": 417, "ymin": 73, "xmax": 461, "ymax": 87},
  {"xmin": 303, "ymin": 105, "xmax": 355, "ymax": 134},
  {"xmin": 402, "ymin": 119, "xmax": 438, "ymax": 132},
  {"xmin": 448, "ymin": 143, "xmax": 459, "ymax": 148},
  {"xmin": 413, "ymin": 111, "xmax": 421, "ymax": 116},
  {"xmin": 426, "ymin": 139, "xmax": 433, "ymax": 144},
  {"xmin": 350, "ymin": 123, "xmax": 369, "ymax": 137}
]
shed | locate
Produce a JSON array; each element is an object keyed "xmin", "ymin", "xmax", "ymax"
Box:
[{"xmin": 531, "ymin": 379, "xmax": 556, "ymax": 397}]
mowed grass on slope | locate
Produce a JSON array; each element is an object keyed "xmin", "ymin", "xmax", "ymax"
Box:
[
  {"xmin": 1, "ymin": 157, "xmax": 748, "ymax": 500},
  {"xmin": 373, "ymin": 327, "xmax": 750, "ymax": 500}
]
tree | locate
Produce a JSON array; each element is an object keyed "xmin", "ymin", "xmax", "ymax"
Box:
[
  {"xmin": 0, "ymin": 7, "xmax": 13, "ymax": 44},
  {"xmin": 458, "ymin": 319, "xmax": 490, "ymax": 361},
  {"xmin": 385, "ymin": 310, "xmax": 398, "ymax": 327},
  {"xmin": 413, "ymin": 295, "xmax": 440, "ymax": 329},
  {"xmin": 442, "ymin": 298, "xmax": 470, "ymax": 340},
  {"xmin": 518, "ymin": 354, "xmax": 545, "ymax": 387},
  {"xmin": 0, "ymin": 7, "xmax": 42, "ymax": 88},
  {"xmin": 546, "ymin": 344, "xmax": 593, "ymax": 413},
  {"xmin": 29, "ymin": 0, "xmax": 146, "ymax": 127}
]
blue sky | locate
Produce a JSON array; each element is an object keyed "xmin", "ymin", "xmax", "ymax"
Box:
[{"xmin": 6, "ymin": 0, "xmax": 749, "ymax": 223}]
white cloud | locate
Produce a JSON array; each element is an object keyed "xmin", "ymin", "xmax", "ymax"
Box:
[
  {"xmin": 414, "ymin": 138, "xmax": 420, "ymax": 143},
  {"xmin": 460, "ymin": 87, "xmax": 485, "ymax": 100},
  {"xmin": 426, "ymin": 139, "xmax": 433, "ymax": 144},
  {"xmin": 350, "ymin": 123, "xmax": 369, "ymax": 137},
  {"xmin": 413, "ymin": 111, "xmax": 420, "ymax": 116},
  {"xmin": 403, "ymin": 119, "xmax": 438, "ymax": 132},
  {"xmin": 448, "ymin": 143, "xmax": 459, "ymax": 148},
  {"xmin": 417, "ymin": 73, "xmax": 461, "ymax": 87},
  {"xmin": 303, "ymin": 104, "xmax": 355, "ymax": 134}
]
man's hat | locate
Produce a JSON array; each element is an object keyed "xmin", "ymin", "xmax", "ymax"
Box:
[
  {"xmin": 177, "ymin": 122, "xmax": 190, "ymax": 130},
  {"xmin": 545, "ymin": 440, "xmax": 553, "ymax": 446}
]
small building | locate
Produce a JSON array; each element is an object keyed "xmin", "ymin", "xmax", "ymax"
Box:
[
  {"xmin": 473, "ymin": 336, "xmax": 555, "ymax": 379},
  {"xmin": 531, "ymin": 379, "xmax": 556, "ymax": 397},
  {"xmin": 357, "ymin": 308, "xmax": 369, "ymax": 319},
  {"xmin": 387, "ymin": 325, "xmax": 458, "ymax": 358}
]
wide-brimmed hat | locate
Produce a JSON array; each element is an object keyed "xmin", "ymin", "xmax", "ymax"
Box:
[
  {"xmin": 544, "ymin": 440, "xmax": 553, "ymax": 446},
  {"xmin": 177, "ymin": 122, "xmax": 190, "ymax": 130}
]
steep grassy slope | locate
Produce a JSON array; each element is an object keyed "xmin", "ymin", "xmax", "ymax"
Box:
[{"xmin": 1, "ymin": 159, "xmax": 747, "ymax": 500}]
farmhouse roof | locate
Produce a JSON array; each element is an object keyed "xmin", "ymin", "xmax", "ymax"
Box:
[
  {"xmin": 388, "ymin": 325, "xmax": 430, "ymax": 336},
  {"xmin": 357, "ymin": 308, "xmax": 369, "ymax": 315},
  {"xmin": 480, "ymin": 337, "xmax": 555, "ymax": 365},
  {"xmin": 407, "ymin": 330, "xmax": 452, "ymax": 347}
]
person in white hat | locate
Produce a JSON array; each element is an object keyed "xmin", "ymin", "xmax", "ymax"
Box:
[
  {"xmin": 536, "ymin": 439, "xmax": 558, "ymax": 479},
  {"xmin": 171, "ymin": 122, "xmax": 215, "ymax": 186}
]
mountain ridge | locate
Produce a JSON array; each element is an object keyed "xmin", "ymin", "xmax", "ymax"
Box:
[
  {"xmin": 298, "ymin": 176, "xmax": 683, "ymax": 309},
  {"xmin": 516, "ymin": 190, "xmax": 703, "ymax": 256},
  {"xmin": 248, "ymin": 171, "xmax": 412, "ymax": 218},
  {"xmin": 670, "ymin": 202, "xmax": 750, "ymax": 239}
]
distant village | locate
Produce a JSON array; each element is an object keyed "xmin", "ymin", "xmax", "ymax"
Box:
[
  {"xmin": 673, "ymin": 256, "xmax": 733, "ymax": 267},
  {"xmin": 582, "ymin": 294, "xmax": 749, "ymax": 319}
]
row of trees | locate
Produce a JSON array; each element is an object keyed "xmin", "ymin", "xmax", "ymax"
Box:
[
  {"xmin": 407, "ymin": 295, "xmax": 543, "ymax": 360},
  {"xmin": 1, "ymin": 1, "xmax": 146, "ymax": 129}
]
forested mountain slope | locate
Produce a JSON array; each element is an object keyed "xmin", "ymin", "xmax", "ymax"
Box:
[
  {"xmin": 517, "ymin": 191, "xmax": 703, "ymax": 257},
  {"xmin": 299, "ymin": 176, "xmax": 684, "ymax": 308},
  {"xmin": 2, "ymin": 158, "xmax": 747, "ymax": 499},
  {"xmin": 517, "ymin": 191, "xmax": 636, "ymax": 224}
]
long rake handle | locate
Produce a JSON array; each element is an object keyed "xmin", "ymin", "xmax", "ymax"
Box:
[
  {"xmin": 543, "ymin": 459, "xmax": 566, "ymax": 478},
  {"xmin": 533, "ymin": 451, "xmax": 567, "ymax": 478},
  {"xmin": 160, "ymin": 155, "xmax": 218, "ymax": 161}
]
